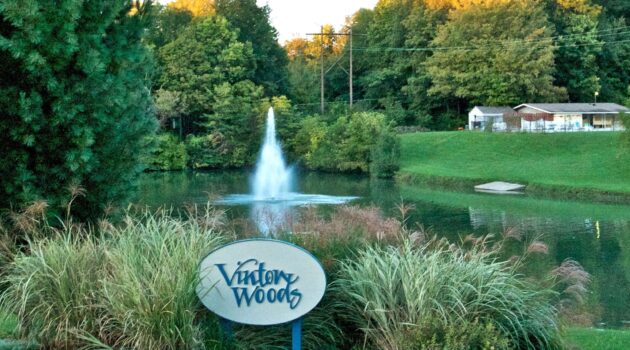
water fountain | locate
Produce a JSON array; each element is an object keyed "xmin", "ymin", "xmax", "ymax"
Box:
[
  {"xmin": 253, "ymin": 107, "xmax": 293, "ymax": 201},
  {"xmin": 216, "ymin": 107, "xmax": 357, "ymax": 232}
]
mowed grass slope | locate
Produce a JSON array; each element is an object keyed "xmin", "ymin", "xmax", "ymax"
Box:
[
  {"xmin": 564, "ymin": 328, "xmax": 630, "ymax": 350},
  {"xmin": 399, "ymin": 132, "xmax": 630, "ymax": 194}
]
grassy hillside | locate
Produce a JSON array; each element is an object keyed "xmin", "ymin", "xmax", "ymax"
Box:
[
  {"xmin": 399, "ymin": 132, "xmax": 630, "ymax": 195},
  {"xmin": 564, "ymin": 328, "xmax": 630, "ymax": 350}
]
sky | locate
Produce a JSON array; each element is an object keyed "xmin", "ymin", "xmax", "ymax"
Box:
[{"xmin": 158, "ymin": 0, "xmax": 379, "ymax": 44}]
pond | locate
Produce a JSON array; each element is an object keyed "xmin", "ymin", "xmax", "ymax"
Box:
[{"xmin": 134, "ymin": 170, "xmax": 630, "ymax": 328}]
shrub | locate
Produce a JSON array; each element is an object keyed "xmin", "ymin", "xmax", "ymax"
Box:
[
  {"xmin": 144, "ymin": 133, "xmax": 188, "ymax": 170},
  {"xmin": 334, "ymin": 239, "xmax": 564, "ymax": 349},
  {"xmin": 484, "ymin": 116, "xmax": 495, "ymax": 132},
  {"xmin": 185, "ymin": 134, "xmax": 224, "ymax": 169},
  {"xmin": 370, "ymin": 130, "xmax": 401, "ymax": 178},
  {"xmin": 295, "ymin": 112, "xmax": 400, "ymax": 177},
  {"xmin": 618, "ymin": 112, "xmax": 630, "ymax": 153}
]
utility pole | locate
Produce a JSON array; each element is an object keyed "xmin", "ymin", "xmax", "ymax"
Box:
[
  {"xmin": 307, "ymin": 26, "xmax": 355, "ymax": 113},
  {"xmin": 349, "ymin": 27, "xmax": 353, "ymax": 109},
  {"xmin": 320, "ymin": 26, "xmax": 325, "ymax": 114}
]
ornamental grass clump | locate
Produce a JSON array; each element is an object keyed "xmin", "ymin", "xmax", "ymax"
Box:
[
  {"xmin": 0, "ymin": 234, "xmax": 104, "ymax": 348},
  {"xmin": 0, "ymin": 207, "xmax": 227, "ymax": 349},
  {"xmin": 334, "ymin": 239, "xmax": 565, "ymax": 350},
  {"xmin": 97, "ymin": 208, "xmax": 226, "ymax": 349}
]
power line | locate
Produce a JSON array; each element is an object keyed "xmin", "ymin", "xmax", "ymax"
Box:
[
  {"xmin": 350, "ymin": 36, "xmax": 630, "ymax": 53},
  {"xmin": 307, "ymin": 27, "xmax": 355, "ymax": 113},
  {"xmin": 289, "ymin": 24, "xmax": 630, "ymax": 52},
  {"xmin": 288, "ymin": 26, "xmax": 630, "ymax": 60}
]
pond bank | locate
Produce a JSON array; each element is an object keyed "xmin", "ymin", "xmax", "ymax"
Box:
[{"xmin": 398, "ymin": 131, "xmax": 630, "ymax": 203}]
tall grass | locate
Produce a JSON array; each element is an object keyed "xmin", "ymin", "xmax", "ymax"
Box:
[
  {"xmin": 98, "ymin": 208, "xmax": 226, "ymax": 349},
  {"xmin": 0, "ymin": 207, "xmax": 226, "ymax": 349},
  {"xmin": 334, "ymin": 239, "xmax": 565, "ymax": 349}
]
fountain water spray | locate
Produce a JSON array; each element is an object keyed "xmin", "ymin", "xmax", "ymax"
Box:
[
  {"xmin": 216, "ymin": 107, "xmax": 358, "ymax": 233},
  {"xmin": 253, "ymin": 108, "xmax": 293, "ymax": 200}
]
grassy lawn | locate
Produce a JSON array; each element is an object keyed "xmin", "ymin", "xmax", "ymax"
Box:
[
  {"xmin": 565, "ymin": 327, "xmax": 630, "ymax": 350},
  {"xmin": 399, "ymin": 131, "xmax": 630, "ymax": 194}
]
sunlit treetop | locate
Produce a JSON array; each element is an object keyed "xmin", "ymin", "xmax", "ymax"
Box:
[
  {"xmin": 554, "ymin": 0, "xmax": 601, "ymax": 16},
  {"xmin": 424, "ymin": 0, "xmax": 511, "ymax": 11},
  {"xmin": 168, "ymin": 0, "xmax": 215, "ymax": 17},
  {"xmin": 418, "ymin": 0, "xmax": 601, "ymax": 14},
  {"xmin": 283, "ymin": 24, "xmax": 345, "ymax": 62}
]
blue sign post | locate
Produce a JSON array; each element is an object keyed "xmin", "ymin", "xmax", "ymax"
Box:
[
  {"xmin": 197, "ymin": 239, "xmax": 326, "ymax": 349},
  {"xmin": 292, "ymin": 318, "xmax": 302, "ymax": 350}
]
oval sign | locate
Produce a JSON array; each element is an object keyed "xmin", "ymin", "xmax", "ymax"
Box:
[{"xmin": 196, "ymin": 239, "xmax": 326, "ymax": 325}]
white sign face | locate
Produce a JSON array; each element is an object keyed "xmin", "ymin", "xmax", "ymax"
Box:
[{"xmin": 196, "ymin": 239, "xmax": 327, "ymax": 325}]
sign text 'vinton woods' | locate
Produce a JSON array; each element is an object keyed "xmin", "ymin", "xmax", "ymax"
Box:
[{"xmin": 216, "ymin": 258, "xmax": 302, "ymax": 309}]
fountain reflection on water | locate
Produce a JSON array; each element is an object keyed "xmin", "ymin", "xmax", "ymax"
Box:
[{"xmin": 216, "ymin": 107, "xmax": 357, "ymax": 232}]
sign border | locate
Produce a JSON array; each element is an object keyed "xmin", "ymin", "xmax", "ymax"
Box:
[{"xmin": 197, "ymin": 238, "xmax": 327, "ymax": 326}]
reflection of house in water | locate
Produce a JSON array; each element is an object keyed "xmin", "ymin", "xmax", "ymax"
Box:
[
  {"xmin": 467, "ymin": 206, "xmax": 596, "ymax": 237},
  {"xmin": 468, "ymin": 207, "xmax": 508, "ymax": 231}
]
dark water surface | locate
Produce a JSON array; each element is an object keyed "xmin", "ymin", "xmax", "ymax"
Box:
[{"xmin": 135, "ymin": 170, "xmax": 630, "ymax": 328}]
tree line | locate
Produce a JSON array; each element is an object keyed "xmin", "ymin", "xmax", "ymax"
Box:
[
  {"xmin": 2, "ymin": 0, "xmax": 630, "ymax": 216},
  {"xmin": 287, "ymin": 0, "xmax": 630, "ymax": 129}
]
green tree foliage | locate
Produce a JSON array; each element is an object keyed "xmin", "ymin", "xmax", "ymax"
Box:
[
  {"xmin": 158, "ymin": 16, "xmax": 265, "ymax": 166},
  {"xmin": 287, "ymin": 56, "xmax": 320, "ymax": 106},
  {"xmin": 145, "ymin": 5, "xmax": 193, "ymax": 49},
  {"xmin": 401, "ymin": 3, "xmax": 450, "ymax": 128},
  {"xmin": 546, "ymin": 0, "xmax": 602, "ymax": 102},
  {"xmin": 153, "ymin": 89, "xmax": 186, "ymax": 128},
  {"xmin": 143, "ymin": 133, "xmax": 187, "ymax": 171},
  {"xmin": 205, "ymin": 80, "xmax": 264, "ymax": 167},
  {"xmin": 359, "ymin": 0, "xmax": 415, "ymax": 109},
  {"xmin": 593, "ymin": 0, "xmax": 630, "ymax": 18},
  {"xmin": 0, "ymin": 0, "xmax": 157, "ymax": 216},
  {"xmin": 284, "ymin": 25, "xmax": 345, "ymax": 111},
  {"xmin": 425, "ymin": 0, "xmax": 567, "ymax": 106},
  {"xmin": 215, "ymin": 0, "xmax": 289, "ymax": 96},
  {"xmin": 159, "ymin": 16, "xmax": 255, "ymax": 119},
  {"xmin": 597, "ymin": 17, "xmax": 630, "ymax": 104},
  {"xmin": 294, "ymin": 112, "xmax": 400, "ymax": 176},
  {"xmin": 370, "ymin": 130, "xmax": 401, "ymax": 178}
]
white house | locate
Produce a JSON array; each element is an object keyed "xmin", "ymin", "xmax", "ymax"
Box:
[
  {"xmin": 468, "ymin": 106, "xmax": 514, "ymax": 130},
  {"xmin": 512, "ymin": 103, "xmax": 629, "ymax": 132}
]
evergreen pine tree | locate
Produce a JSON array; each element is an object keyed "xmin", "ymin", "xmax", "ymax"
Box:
[{"xmin": 0, "ymin": 0, "xmax": 157, "ymax": 217}]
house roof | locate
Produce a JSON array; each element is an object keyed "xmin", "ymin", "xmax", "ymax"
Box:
[
  {"xmin": 514, "ymin": 103, "xmax": 630, "ymax": 114},
  {"xmin": 472, "ymin": 106, "xmax": 514, "ymax": 115}
]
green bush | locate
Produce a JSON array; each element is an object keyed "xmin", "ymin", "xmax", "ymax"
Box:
[
  {"xmin": 618, "ymin": 112, "xmax": 630, "ymax": 152},
  {"xmin": 185, "ymin": 134, "xmax": 225, "ymax": 169},
  {"xmin": 334, "ymin": 240, "xmax": 563, "ymax": 349},
  {"xmin": 484, "ymin": 116, "xmax": 495, "ymax": 133},
  {"xmin": 370, "ymin": 130, "xmax": 401, "ymax": 178},
  {"xmin": 294, "ymin": 112, "xmax": 400, "ymax": 177},
  {"xmin": 144, "ymin": 133, "xmax": 188, "ymax": 171}
]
